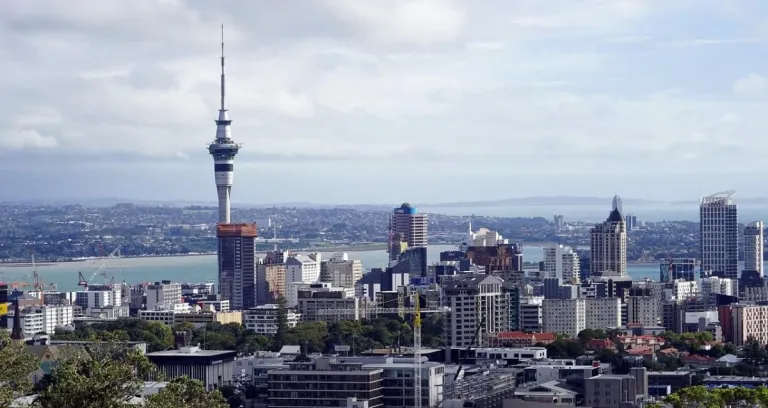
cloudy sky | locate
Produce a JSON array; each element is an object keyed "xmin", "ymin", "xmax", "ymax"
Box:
[{"xmin": 1, "ymin": 0, "xmax": 768, "ymax": 205}]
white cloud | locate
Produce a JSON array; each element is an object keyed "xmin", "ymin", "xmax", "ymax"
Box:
[
  {"xmin": 0, "ymin": 129, "xmax": 58, "ymax": 150},
  {"xmin": 0, "ymin": 0, "xmax": 767, "ymax": 202},
  {"xmin": 733, "ymin": 73, "xmax": 768, "ymax": 98}
]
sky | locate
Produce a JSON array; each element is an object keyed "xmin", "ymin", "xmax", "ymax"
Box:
[{"xmin": 1, "ymin": 0, "xmax": 768, "ymax": 205}]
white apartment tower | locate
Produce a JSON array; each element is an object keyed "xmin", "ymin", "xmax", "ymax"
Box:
[
  {"xmin": 286, "ymin": 253, "xmax": 321, "ymax": 284},
  {"xmin": 700, "ymin": 191, "xmax": 738, "ymax": 279},
  {"xmin": 590, "ymin": 203, "xmax": 627, "ymax": 277},
  {"xmin": 442, "ymin": 274, "xmax": 508, "ymax": 347},
  {"xmin": 744, "ymin": 221, "xmax": 764, "ymax": 277},
  {"xmin": 543, "ymin": 245, "xmax": 581, "ymax": 283}
]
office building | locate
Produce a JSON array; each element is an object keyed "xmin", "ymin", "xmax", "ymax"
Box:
[
  {"xmin": 268, "ymin": 357, "xmax": 384, "ymax": 407},
  {"xmin": 217, "ymin": 223, "xmax": 258, "ymax": 310},
  {"xmin": 625, "ymin": 214, "xmax": 638, "ymax": 231},
  {"xmin": 744, "ymin": 221, "xmax": 764, "ymax": 277},
  {"xmin": 147, "ymin": 346, "xmax": 237, "ymax": 389},
  {"xmin": 145, "ymin": 281, "xmax": 182, "ymax": 310},
  {"xmin": 256, "ymin": 263, "xmax": 286, "ymax": 305},
  {"xmin": 590, "ymin": 205, "xmax": 627, "ymax": 277},
  {"xmin": 553, "ymin": 215, "xmax": 564, "ymax": 233},
  {"xmin": 388, "ymin": 203, "xmax": 428, "ymax": 261},
  {"xmin": 442, "ymin": 274, "xmax": 508, "ymax": 347},
  {"xmin": 700, "ymin": 191, "xmax": 738, "ymax": 279},
  {"xmin": 585, "ymin": 368, "xmax": 648, "ymax": 408},
  {"xmin": 660, "ymin": 258, "xmax": 696, "ymax": 282},
  {"xmin": 320, "ymin": 253, "xmax": 363, "ymax": 288},
  {"xmin": 626, "ymin": 296, "xmax": 659, "ymax": 326},
  {"xmin": 542, "ymin": 245, "xmax": 580, "ymax": 283}
]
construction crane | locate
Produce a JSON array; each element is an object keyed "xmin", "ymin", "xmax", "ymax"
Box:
[
  {"xmin": 77, "ymin": 246, "xmax": 121, "ymax": 290},
  {"xmin": 453, "ymin": 316, "xmax": 486, "ymax": 382},
  {"xmin": 318, "ymin": 293, "xmax": 450, "ymax": 408}
]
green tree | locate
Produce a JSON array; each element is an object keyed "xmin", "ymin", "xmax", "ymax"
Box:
[
  {"xmin": 653, "ymin": 385, "xmax": 768, "ymax": 408},
  {"xmin": 33, "ymin": 345, "xmax": 155, "ymax": 408},
  {"xmin": 0, "ymin": 331, "xmax": 40, "ymax": 408},
  {"xmin": 274, "ymin": 296, "xmax": 289, "ymax": 350},
  {"xmin": 144, "ymin": 377, "xmax": 228, "ymax": 408}
]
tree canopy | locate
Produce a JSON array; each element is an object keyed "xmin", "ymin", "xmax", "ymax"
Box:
[
  {"xmin": 0, "ymin": 332, "xmax": 229, "ymax": 408},
  {"xmin": 651, "ymin": 385, "xmax": 768, "ymax": 408}
]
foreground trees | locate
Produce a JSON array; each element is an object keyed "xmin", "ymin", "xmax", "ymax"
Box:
[
  {"xmin": 650, "ymin": 386, "xmax": 768, "ymax": 408},
  {"xmin": 0, "ymin": 330, "xmax": 228, "ymax": 408}
]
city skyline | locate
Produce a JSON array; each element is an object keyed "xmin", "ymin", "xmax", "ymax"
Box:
[{"xmin": 1, "ymin": 1, "xmax": 768, "ymax": 203}]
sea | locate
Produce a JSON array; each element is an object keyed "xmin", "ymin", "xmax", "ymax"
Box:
[{"xmin": 0, "ymin": 244, "xmax": 668, "ymax": 292}]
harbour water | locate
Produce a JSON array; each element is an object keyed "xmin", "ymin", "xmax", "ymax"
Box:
[{"xmin": 0, "ymin": 244, "xmax": 665, "ymax": 292}]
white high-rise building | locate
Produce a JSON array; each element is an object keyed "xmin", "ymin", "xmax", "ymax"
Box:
[
  {"xmin": 542, "ymin": 245, "xmax": 581, "ymax": 283},
  {"xmin": 744, "ymin": 221, "xmax": 764, "ymax": 277},
  {"xmin": 8, "ymin": 305, "xmax": 74, "ymax": 336},
  {"xmin": 700, "ymin": 191, "xmax": 738, "ymax": 279},
  {"xmin": 286, "ymin": 253, "xmax": 321, "ymax": 284}
]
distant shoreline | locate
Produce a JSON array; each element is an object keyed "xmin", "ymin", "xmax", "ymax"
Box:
[{"xmin": 0, "ymin": 244, "xmax": 394, "ymax": 267}]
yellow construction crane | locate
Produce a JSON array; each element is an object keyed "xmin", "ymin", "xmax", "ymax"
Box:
[{"xmin": 318, "ymin": 292, "xmax": 450, "ymax": 408}]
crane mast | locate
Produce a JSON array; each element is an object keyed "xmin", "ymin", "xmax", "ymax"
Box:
[{"xmin": 413, "ymin": 292, "xmax": 422, "ymax": 408}]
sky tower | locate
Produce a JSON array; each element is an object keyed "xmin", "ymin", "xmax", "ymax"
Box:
[{"xmin": 208, "ymin": 25, "xmax": 240, "ymax": 224}]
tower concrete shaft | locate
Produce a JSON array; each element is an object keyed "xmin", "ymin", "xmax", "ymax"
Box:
[{"xmin": 208, "ymin": 25, "xmax": 240, "ymax": 224}]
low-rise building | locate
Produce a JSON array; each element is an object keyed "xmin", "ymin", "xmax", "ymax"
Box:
[
  {"xmin": 243, "ymin": 304, "xmax": 300, "ymax": 335},
  {"xmin": 146, "ymin": 346, "xmax": 237, "ymax": 389},
  {"xmin": 268, "ymin": 357, "xmax": 384, "ymax": 408}
]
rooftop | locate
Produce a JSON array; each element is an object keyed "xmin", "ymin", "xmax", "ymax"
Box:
[{"xmin": 146, "ymin": 346, "xmax": 234, "ymax": 357}]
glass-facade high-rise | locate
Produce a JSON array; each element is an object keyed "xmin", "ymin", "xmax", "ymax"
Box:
[{"xmin": 699, "ymin": 191, "xmax": 738, "ymax": 279}]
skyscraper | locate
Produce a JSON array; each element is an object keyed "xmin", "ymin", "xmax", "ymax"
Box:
[
  {"xmin": 208, "ymin": 25, "xmax": 240, "ymax": 224},
  {"xmin": 700, "ymin": 191, "xmax": 738, "ymax": 279},
  {"xmin": 217, "ymin": 223, "xmax": 258, "ymax": 309},
  {"xmin": 388, "ymin": 203, "xmax": 428, "ymax": 261},
  {"xmin": 744, "ymin": 221, "xmax": 764, "ymax": 277},
  {"xmin": 589, "ymin": 203, "xmax": 627, "ymax": 277}
]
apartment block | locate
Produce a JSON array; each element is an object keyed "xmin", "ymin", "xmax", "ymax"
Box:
[
  {"xmin": 543, "ymin": 298, "xmax": 621, "ymax": 338},
  {"xmin": 286, "ymin": 253, "xmax": 321, "ymax": 284},
  {"xmin": 7, "ymin": 305, "xmax": 74, "ymax": 336},
  {"xmin": 442, "ymin": 274, "xmax": 508, "ymax": 347},
  {"xmin": 732, "ymin": 304, "xmax": 768, "ymax": 346},
  {"xmin": 542, "ymin": 245, "xmax": 580, "ymax": 283}
]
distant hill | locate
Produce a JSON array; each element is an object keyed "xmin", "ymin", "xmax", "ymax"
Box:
[
  {"xmin": 421, "ymin": 196, "xmax": 666, "ymax": 208},
  {"xmin": 6, "ymin": 195, "xmax": 768, "ymax": 209}
]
